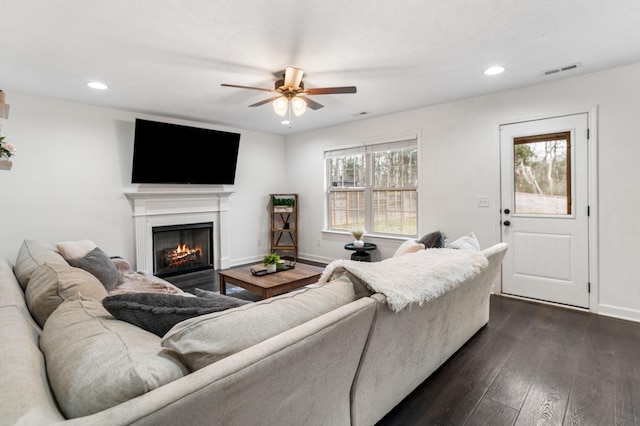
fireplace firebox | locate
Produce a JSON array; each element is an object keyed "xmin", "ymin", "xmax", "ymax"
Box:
[{"xmin": 152, "ymin": 222, "xmax": 214, "ymax": 277}]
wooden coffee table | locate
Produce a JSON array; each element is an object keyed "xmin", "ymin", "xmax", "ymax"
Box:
[{"xmin": 218, "ymin": 262, "xmax": 325, "ymax": 299}]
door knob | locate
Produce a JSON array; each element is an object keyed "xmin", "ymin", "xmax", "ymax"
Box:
[
  {"xmin": 503, "ymin": 220, "xmax": 511, "ymax": 227},
  {"xmin": 504, "ymin": 208, "xmax": 510, "ymax": 215}
]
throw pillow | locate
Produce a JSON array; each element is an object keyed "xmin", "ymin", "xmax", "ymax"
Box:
[
  {"xmin": 447, "ymin": 232, "xmax": 481, "ymax": 251},
  {"xmin": 102, "ymin": 292, "xmax": 251, "ymax": 337},
  {"xmin": 417, "ymin": 230, "xmax": 445, "ymax": 248},
  {"xmin": 161, "ymin": 276, "xmax": 356, "ymax": 371},
  {"xmin": 14, "ymin": 240, "xmax": 68, "ymax": 290},
  {"xmin": 25, "ymin": 262, "xmax": 108, "ymax": 328},
  {"xmin": 40, "ymin": 295, "xmax": 186, "ymax": 419},
  {"xmin": 56, "ymin": 239, "xmax": 98, "ymax": 260},
  {"xmin": 66, "ymin": 247, "xmax": 121, "ymax": 292},
  {"xmin": 393, "ymin": 239, "xmax": 425, "ymax": 257}
]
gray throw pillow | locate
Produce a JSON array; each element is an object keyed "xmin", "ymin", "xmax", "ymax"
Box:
[
  {"xmin": 102, "ymin": 292, "xmax": 250, "ymax": 336},
  {"xmin": 417, "ymin": 230, "xmax": 445, "ymax": 248},
  {"xmin": 66, "ymin": 247, "xmax": 120, "ymax": 291}
]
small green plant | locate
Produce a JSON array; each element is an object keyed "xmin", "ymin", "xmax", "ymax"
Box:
[
  {"xmin": 273, "ymin": 197, "xmax": 295, "ymax": 207},
  {"xmin": 262, "ymin": 253, "xmax": 280, "ymax": 266}
]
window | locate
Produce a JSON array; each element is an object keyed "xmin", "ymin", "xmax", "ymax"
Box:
[
  {"xmin": 325, "ymin": 137, "xmax": 418, "ymax": 237},
  {"xmin": 513, "ymin": 132, "xmax": 571, "ymax": 215}
]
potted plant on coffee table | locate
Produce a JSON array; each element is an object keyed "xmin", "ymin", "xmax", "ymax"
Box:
[{"xmin": 262, "ymin": 253, "xmax": 280, "ymax": 273}]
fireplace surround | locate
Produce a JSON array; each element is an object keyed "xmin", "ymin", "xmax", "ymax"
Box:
[{"xmin": 125, "ymin": 190, "xmax": 233, "ymax": 274}]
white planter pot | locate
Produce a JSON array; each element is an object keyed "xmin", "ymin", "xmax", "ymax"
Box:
[
  {"xmin": 353, "ymin": 240, "xmax": 365, "ymax": 248},
  {"xmin": 0, "ymin": 159, "xmax": 12, "ymax": 171},
  {"xmin": 266, "ymin": 263, "xmax": 277, "ymax": 273}
]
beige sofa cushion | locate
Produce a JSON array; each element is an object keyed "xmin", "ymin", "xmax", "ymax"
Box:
[
  {"xmin": 25, "ymin": 262, "xmax": 108, "ymax": 328},
  {"xmin": 40, "ymin": 295, "xmax": 187, "ymax": 419},
  {"xmin": 162, "ymin": 276, "xmax": 356, "ymax": 371},
  {"xmin": 14, "ymin": 240, "xmax": 67, "ymax": 290}
]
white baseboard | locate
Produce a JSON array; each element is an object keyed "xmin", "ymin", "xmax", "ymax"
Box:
[
  {"xmin": 227, "ymin": 255, "xmax": 262, "ymax": 267},
  {"xmin": 226, "ymin": 253, "xmax": 332, "ymax": 268},
  {"xmin": 298, "ymin": 252, "xmax": 334, "ymax": 265},
  {"xmin": 597, "ymin": 304, "xmax": 640, "ymax": 323}
]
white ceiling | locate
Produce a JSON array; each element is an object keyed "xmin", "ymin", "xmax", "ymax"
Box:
[{"xmin": 2, "ymin": 0, "xmax": 639, "ymax": 135}]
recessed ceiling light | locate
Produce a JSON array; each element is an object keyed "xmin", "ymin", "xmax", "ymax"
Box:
[
  {"xmin": 484, "ymin": 66, "xmax": 505, "ymax": 76},
  {"xmin": 87, "ymin": 81, "xmax": 108, "ymax": 90},
  {"xmin": 280, "ymin": 120, "xmax": 291, "ymax": 125}
]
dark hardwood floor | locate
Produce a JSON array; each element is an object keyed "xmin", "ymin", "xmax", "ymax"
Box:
[
  {"xmin": 164, "ymin": 268, "xmax": 262, "ymax": 301},
  {"xmin": 378, "ymin": 295, "xmax": 640, "ymax": 426}
]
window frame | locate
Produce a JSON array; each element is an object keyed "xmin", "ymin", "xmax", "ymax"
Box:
[{"xmin": 324, "ymin": 134, "xmax": 420, "ymax": 238}]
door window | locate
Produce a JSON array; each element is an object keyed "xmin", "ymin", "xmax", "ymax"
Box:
[{"xmin": 513, "ymin": 131, "xmax": 571, "ymax": 215}]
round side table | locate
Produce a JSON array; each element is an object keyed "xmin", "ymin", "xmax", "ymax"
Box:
[{"xmin": 344, "ymin": 242, "xmax": 377, "ymax": 262}]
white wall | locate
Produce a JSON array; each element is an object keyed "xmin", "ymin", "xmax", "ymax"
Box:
[
  {"xmin": 0, "ymin": 92, "xmax": 286, "ymax": 266},
  {"xmin": 3, "ymin": 63, "xmax": 639, "ymax": 321},
  {"xmin": 285, "ymin": 62, "xmax": 640, "ymax": 322}
]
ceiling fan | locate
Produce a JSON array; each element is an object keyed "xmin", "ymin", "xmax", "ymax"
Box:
[{"xmin": 220, "ymin": 66, "xmax": 357, "ymax": 118}]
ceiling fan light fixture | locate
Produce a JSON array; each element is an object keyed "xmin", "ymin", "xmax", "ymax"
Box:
[
  {"xmin": 291, "ymin": 97, "xmax": 307, "ymax": 116},
  {"xmin": 273, "ymin": 97, "xmax": 288, "ymax": 116}
]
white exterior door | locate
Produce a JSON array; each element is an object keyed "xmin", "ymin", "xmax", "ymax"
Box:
[{"xmin": 500, "ymin": 114, "xmax": 590, "ymax": 308}]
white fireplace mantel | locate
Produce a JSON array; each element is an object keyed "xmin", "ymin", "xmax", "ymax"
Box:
[{"xmin": 125, "ymin": 190, "xmax": 234, "ymax": 273}]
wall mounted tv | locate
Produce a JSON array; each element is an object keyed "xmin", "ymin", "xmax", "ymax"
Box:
[{"xmin": 131, "ymin": 118, "xmax": 241, "ymax": 185}]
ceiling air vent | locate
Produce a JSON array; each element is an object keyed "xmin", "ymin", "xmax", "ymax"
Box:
[{"xmin": 543, "ymin": 63, "xmax": 581, "ymax": 76}]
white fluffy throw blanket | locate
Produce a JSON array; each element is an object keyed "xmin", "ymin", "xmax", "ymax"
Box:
[{"xmin": 318, "ymin": 248, "xmax": 489, "ymax": 312}]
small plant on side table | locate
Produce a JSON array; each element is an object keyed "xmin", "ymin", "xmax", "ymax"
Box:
[
  {"xmin": 351, "ymin": 229, "xmax": 365, "ymax": 248},
  {"xmin": 262, "ymin": 253, "xmax": 281, "ymax": 272}
]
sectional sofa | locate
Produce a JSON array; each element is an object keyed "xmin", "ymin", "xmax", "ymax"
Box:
[{"xmin": 0, "ymin": 239, "xmax": 507, "ymax": 425}]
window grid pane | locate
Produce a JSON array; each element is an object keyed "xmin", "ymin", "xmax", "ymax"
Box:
[
  {"xmin": 373, "ymin": 148, "xmax": 418, "ymax": 188},
  {"xmin": 329, "ymin": 190, "xmax": 365, "ymax": 230},
  {"xmin": 329, "ymin": 155, "xmax": 365, "ymax": 188},
  {"xmin": 373, "ymin": 189, "xmax": 417, "ymax": 235}
]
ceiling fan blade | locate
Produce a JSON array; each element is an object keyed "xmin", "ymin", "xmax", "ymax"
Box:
[
  {"xmin": 305, "ymin": 86, "xmax": 357, "ymax": 95},
  {"xmin": 249, "ymin": 96, "xmax": 282, "ymax": 107},
  {"xmin": 221, "ymin": 83, "xmax": 276, "ymax": 93},
  {"xmin": 284, "ymin": 67, "xmax": 304, "ymax": 90},
  {"xmin": 298, "ymin": 95, "xmax": 324, "ymax": 110}
]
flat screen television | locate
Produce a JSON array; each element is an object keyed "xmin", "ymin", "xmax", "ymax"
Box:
[{"xmin": 131, "ymin": 119, "xmax": 241, "ymax": 184}]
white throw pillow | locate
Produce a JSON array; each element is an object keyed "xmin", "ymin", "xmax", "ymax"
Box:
[
  {"xmin": 56, "ymin": 239, "xmax": 98, "ymax": 260},
  {"xmin": 446, "ymin": 232, "xmax": 481, "ymax": 251},
  {"xmin": 393, "ymin": 239, "xmax": 425, "ymax": 257}
]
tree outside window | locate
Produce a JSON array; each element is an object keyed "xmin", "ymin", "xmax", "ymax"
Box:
[{"xmin": 513, "ymin": 131, "xmax": 571, "ymax": 215}]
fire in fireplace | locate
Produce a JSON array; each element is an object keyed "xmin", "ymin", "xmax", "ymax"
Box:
[
  {"xmin": 163, "ymin": 243, "xmax": 202, "ymax": 269},
  {"xmin": 152, "ymin": 222, "xmax": 213, "ymax": 277}
]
